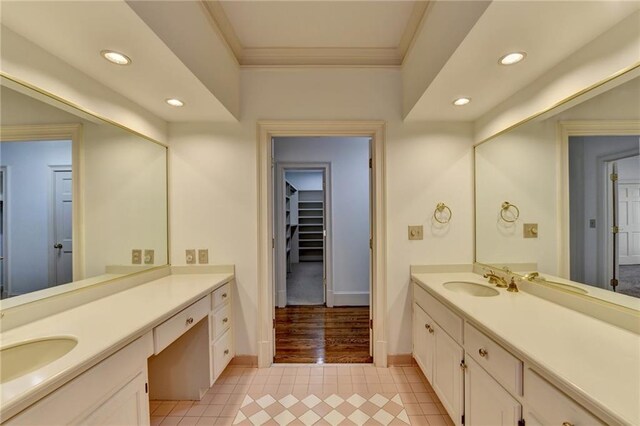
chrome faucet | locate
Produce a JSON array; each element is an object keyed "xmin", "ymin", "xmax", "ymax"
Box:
[{"xmin": 483, "ymin": 270, "xmax": 508, "ymax": 288}]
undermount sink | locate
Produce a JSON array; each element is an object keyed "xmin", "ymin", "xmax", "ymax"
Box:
[
  {"xmin": 0, "ymin": 337, "xmax": 78, "ymax": 383},
  {"xmin": 443, "ymin": 281, "xmax": 500, "ymax": 297}
]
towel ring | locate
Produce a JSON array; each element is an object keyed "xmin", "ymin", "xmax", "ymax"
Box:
[
  {"xmin": 434, "ymin": 202, "xmax": 452, "ymax": 224},
  {"xmin": 500, "ymin": 201, "xmax": 520, "ymax": 223}
]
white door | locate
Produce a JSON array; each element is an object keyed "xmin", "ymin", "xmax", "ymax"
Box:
[
  {"xmin": 433, "ymin": 325, "xmax": 464, "ymax": 426},
  {"xmin": 51, "ymin": 169, "xmax": 72, "ymax": 286},
  {"xmin": 618, "ymin": 181, "xmax": 640, "ymax": 265},
  {"xmin": 368, "ymin": 140, "xmax": 373, "ymax": 356},
  {"xmin": 0, "ymin": 168, "xmax": 5, "ymax": 298},
  {"xmin": 464, "ymin": 356, "xmax": 521, "ymax": 425}
]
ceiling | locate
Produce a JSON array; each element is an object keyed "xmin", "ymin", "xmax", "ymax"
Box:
[{"xmin": 207, "ymin": 0, "xmax": 428, "ymax": 66}]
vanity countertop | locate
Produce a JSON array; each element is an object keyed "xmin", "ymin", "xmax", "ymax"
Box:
[
  {"xmin": 411, "ymin": 271, "xmax": 640, "ymax": 426},
  {"xmin": 0, "ymin": 271, "xmax": 233, "ymax": 421}
]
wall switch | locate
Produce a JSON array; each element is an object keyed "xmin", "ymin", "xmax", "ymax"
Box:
[
  {"xmin": 144, "ymin": 249, "xmax": 155, "ymax": 265},
  {"xmin": 408, "ymin": 225, "xmax": 424, "ymax": 240},
  {"xmin": 523, "ymin": 223, "xmax": 538, "ymax": 238},
  {"xmin": 132, "ymin": 249, "xmax": 142, "ymax": 264},
  {"xmin": 198, "ymin": 249, "xmax": 209, "ymax": 264},
  {"xmin": 186, "ymin": 249, "xmax": 196, "ymax": 265}
]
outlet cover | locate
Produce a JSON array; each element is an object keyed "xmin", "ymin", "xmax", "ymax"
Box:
[
  {"xmin": 408, "ymin": 225, "xmax": 424, "ymax": 240},
  {"xmin": 132, "ymin": 249, "xmax": 142, "ymax": 264},
  {"xmin": 523, "ymin": 223, "xmax": 538, "ymax": 238},
  {"xmin": 186, "ymin": 249, "xmax": 196, "ymax": 265},
  {"xmin": 198, "ymin": 249, "xmax": 209, "ymax": 264},
  {"xmin": 144, "ymin": 249, "xmax": 155, "ymax": 265}
]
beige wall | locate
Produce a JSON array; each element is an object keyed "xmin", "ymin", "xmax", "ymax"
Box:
[{"xmin": 169, "ymin": 68, "xmax": 475, "ymax": 356}]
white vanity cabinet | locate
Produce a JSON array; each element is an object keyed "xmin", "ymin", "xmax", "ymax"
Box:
[
  {"xmin": 413, "ymin": 284, "xmax": 464, "ymax": 426},
  {"xmin": 7, "ymin": 334, "xmax": 153, "ymax": 425},
  {"xmin": 210, "ymin": 282, "xmax": 234, "ymax": 382}
]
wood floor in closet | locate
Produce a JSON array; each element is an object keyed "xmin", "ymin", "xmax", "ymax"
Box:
[{"xmin": 274, "ymin": 306, "xmax": 373, "ymax": 364}]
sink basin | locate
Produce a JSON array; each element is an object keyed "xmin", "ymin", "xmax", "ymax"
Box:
[
  {"xmin": 0, "ymin": 337, "xmax": 78, "ymax": 383},
  {"xmin": 443, "ymin": 281, "xmax": 500, "ymax": 297}
]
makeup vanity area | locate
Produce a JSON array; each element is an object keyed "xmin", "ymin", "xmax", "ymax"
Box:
[{"xmin": 411, "ymin": 72, "xmax": 640, "ymax": 425}]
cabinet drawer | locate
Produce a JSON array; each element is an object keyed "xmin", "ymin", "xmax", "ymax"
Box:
[
  {"xmin": 213, "ymin": 329, "xmax": 233, "ymax": 378},
  {"xmin": 212, "ymin": 283, "xmax": 231, "ymax": 309},
  {"xmin": 464, "ymin": 322, "xmax": 522, "ymax": 396},
  {"xmin": 414, "ymin": 283, "xmax": 463, "ymax": 343},
  {"xmin": 154, "ymin": 296, "xmax": 210, "ymax": 354},
  {"xmin": 524, "ymin": 369, "xmax": 603, "ymax": 425},
  {"xmin": 212, "ymin": 303, "xmax": 232, "ymax": 340}
]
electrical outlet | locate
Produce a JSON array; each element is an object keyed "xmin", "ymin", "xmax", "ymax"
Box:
[
  {"xmin": 523, "ymin": 223, "xmax": 538, "ymax": 238},
  {"xmin": 132, "ymin": 249, "xmax": 142, "ymax": 264},
  {"xmin": 186, "ymin": 249, "xmax": 196, "ymax": 265},
  {"xmin": 198, "ymin": 249, "xmax": 209, "ymax": 264},
  {"xmin": 408, "ymin": 225, "xmax": 424, "ymax": 240},
  {"xmin": 144, "ymin": 249, "xmax": 155, "ymax": 264}
]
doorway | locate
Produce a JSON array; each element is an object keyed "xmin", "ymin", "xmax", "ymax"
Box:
[{"xmin": 272, "ymin": 136, "xmax": 372, "ymax": 364}]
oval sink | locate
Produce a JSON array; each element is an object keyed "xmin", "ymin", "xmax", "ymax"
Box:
[
  {"xmin": 443, "ymin": 281, "xmax": 500, "ymax": 297},
  {"xmin": 0, "ymin": 337, "xmax": 78, "ymax": 383}
]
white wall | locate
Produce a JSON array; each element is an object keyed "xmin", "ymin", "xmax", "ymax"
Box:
[
  {"xmin": 285, "ymin": 171, "xmax": 323, "ymax": 191},
  {"xmin": 0, "ymin": 141, "xmax": 72, "ymax": 295},
  {"xmin": 618, "ymin": 155, "xmax": 640, "ymax": 181},
  {"xmin": 569, "ymin": 135, "xmax": 639, "ymax": 286},
  {"xmin": 169, "ymin": 68, "xmax": 475, "ymax": 357},
  {"xmin": 275, "ymin": 137, "xmax": 370, "ymax": 302}
]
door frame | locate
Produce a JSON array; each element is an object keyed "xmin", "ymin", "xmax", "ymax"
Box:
[
  {"xmin": 558, "ymin": 120, "xmax": 640, "ymax": 279},
  {"xmin": 0, "ymin": 166, "xmax": 8, "ymax": 298},
  {"xmin": 48, "ymin": 165, "xmax": 73, "ymax": 287},
  {"xmin": 0, "ymin": 124, "xmax": 84, "ymax": 281},
  {"xmin": 275, "ymin": 163, "xmax": 332, "ymax": 308},
  {"xmin": 257, "ymin": 121, "xmax": 387, "ymax": 367}
]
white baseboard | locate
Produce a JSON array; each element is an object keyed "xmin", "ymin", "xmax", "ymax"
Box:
[{"xmin": 332, "ymin": 291, "xmax": 369, "ymax": 306}]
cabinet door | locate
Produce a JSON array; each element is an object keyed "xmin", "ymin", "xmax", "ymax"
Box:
[
  {"xmin": 433, "ymin": 325, "xmax": 464, "ymax": 426},
  {"xmin": 79, "ymin": 370, "xmax": 150, "ymax": 425},
  {"xmin": 413, "ymin": 303, "xmax": 435, "ymax": 381},
  {"xmin": 465, "ymin": 356, "xmax": 521, "ymax": 426}
]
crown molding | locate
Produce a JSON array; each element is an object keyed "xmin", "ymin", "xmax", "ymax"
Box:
[
  {"xmin": 399, "ymin": 0, "xmax": 432, "ymax": 62},
  {"xmin": 200, "ymin": 0, "xmax": 243, "ymax": 65}
]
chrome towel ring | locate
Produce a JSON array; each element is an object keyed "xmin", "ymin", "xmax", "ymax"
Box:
[
  {"xmin": 434, "ymin": 202, "xmax": 452, "ymax": 224},
  {"xmin": 500, "ymin": 201, "xmax": 520, "ymax": 223}
]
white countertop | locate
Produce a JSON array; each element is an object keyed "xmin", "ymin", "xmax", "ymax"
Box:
[
  {"xmin": 411, "ymin": 272, "xmax": 640, "ymax": 425},
  {"xmin": 0, "ymin": 272, "xmax": 233, "ymax": 421}
]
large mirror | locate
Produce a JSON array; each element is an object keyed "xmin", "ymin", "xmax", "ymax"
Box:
[
  {"xmin": 475, "ymin": 74, "xmax": 640, "ymax": 304},
  {"xmin": 0, "ymin": 77, "xmax": 168, "ymax": 303}
]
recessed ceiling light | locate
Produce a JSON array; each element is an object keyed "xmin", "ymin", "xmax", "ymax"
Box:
[
  {"xmin": 165, "ymin": 98, "xmax": 185, "ymax": 107},
  {"xmin": 100, "ymin": 50, "xmax": 131, "ymax": 65},
  {"xmin": 453, "ymin": 97, "xmax": 471, "ymax": 106},
  {"xmin": 499, "ymin": 52, "xmax": 526, "ymax": 66}
]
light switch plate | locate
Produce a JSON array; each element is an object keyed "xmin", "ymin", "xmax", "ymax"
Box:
[
  {"xmin": 408, "ymin": 225, "xmax": 424, "ymax": 240},
  {"xmin": 186, "ymin": 249, "xmax": 196, "ymax": 265},
  {"xmin": 132, "ymin": 249, "xmax": 142, "ymax": 264},
  {"xmin": 198, "ymin": 249, "xmax": 209, "ymax": 264},
  {"xmin": 524, "ymin": 223, "xmax": 538, "ymax": 238},
  {"xmin": 144, "ymin": 249, "xmax": 155, "ymax": 265}
]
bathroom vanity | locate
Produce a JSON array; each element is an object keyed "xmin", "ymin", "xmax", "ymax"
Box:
[
  {"xmin": 411, "ymin": 268, "xmax": 639, "ymax": 426},
  {"xmin": 0, "ymin": 267, "xmax": 235, "ymax": 424}
]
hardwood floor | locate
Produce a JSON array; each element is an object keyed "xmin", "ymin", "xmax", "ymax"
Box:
[{"xmin": 275, "ymin": 306, "xmax": 373, "ymax": 364}]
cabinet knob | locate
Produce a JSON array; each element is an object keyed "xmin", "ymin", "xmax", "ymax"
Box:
[
  {"xmin": 459, "ymin": 361, "xmax": 467, "ymax": 371},
  {"xmin": 224, "ymin": 349, "xmax": 229, "ymax": 355},
  {"xmin": 223, "ymin": 317, "xmax": 229, "ymax": 323},
  {"xmin": 478, "ymin": 348, "xmax": 488, "ymax": 357},
  {"xmin": 186, "ymin": 317, "xmax": 194, "ymax": 325},
  {"xmin": 562, "ymin": 423, "xmax": 574, "ymax": 426},
  {"xmin": 222, "ymin": 293, "xmax": 228, "ymax": 298},
  {"xmin": 425, "ymin": 324, "xmax": 434, "ymax": 334}
]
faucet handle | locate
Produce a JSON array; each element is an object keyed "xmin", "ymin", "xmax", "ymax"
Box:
[{"xmin": 507, "ymin": 277, "xmax": 519, "ymax": 293}]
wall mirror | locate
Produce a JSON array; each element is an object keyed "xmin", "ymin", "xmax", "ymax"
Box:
[
  {"xmin": 0, "ymin": 76, "xmax": 168, "ymax": 304},
  {"xmin": 475, "ymin": 73, "xmax": 640, "ymax": 306}
]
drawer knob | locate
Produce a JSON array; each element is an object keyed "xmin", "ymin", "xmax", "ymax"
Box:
[
  {"xmin": 186, "ymin": 317, "xmax": 194, "ymax": 325},
  {"xmin": 425, "ymin": 324, "xmax": 434, "ymax": 334},
  {"xmin": 478, "ymin": 348, "xmax": 488, "ymax": 357},
  {"xmin": 562, "ymin": 423, "xmax": 574, "ymax": 426},
  {"xmin": 223, "ymin": 317, "xmax": 229, "ymax": 323},
  {"xmin": 224, "ymin": 349, "xmax": 229, "ymax": 355},
  {"xmin": 222, "ymin": 293, "xmax": 228, "ymax": 298}
]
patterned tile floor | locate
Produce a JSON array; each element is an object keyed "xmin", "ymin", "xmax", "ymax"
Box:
[{"xmin": 150, "ymin": 364, "xmax": 454, "ymax": 426}]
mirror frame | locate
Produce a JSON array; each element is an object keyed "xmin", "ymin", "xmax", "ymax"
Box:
[{"xmin": 0, "ymin": 72, "xmax": 170, "ymax": 309}]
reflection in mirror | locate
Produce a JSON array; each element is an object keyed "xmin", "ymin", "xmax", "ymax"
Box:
[
  {"xmin": 0, "ymin": 80, "xmax": 168, "ymax": 301},
  {"xmin": 476, "ymin": 75, "xmax": 640, "ymax": 301}
]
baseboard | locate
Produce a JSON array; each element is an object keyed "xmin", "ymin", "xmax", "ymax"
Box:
[
  {"xmin": 332, "ymin": 291, "xmax": 369, "ymax": 306},
  {"xmin": 387, "ymin": 354, "xmax": 416, "ymax": 366},
  {"xmin": 230, "ymin": 355, "xmax": 258, "ymax": 367}
]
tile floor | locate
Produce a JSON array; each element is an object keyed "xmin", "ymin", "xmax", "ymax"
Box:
[{"xmin": 150, "ymin": 364, "xmax": 454, "ymax": 426}]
